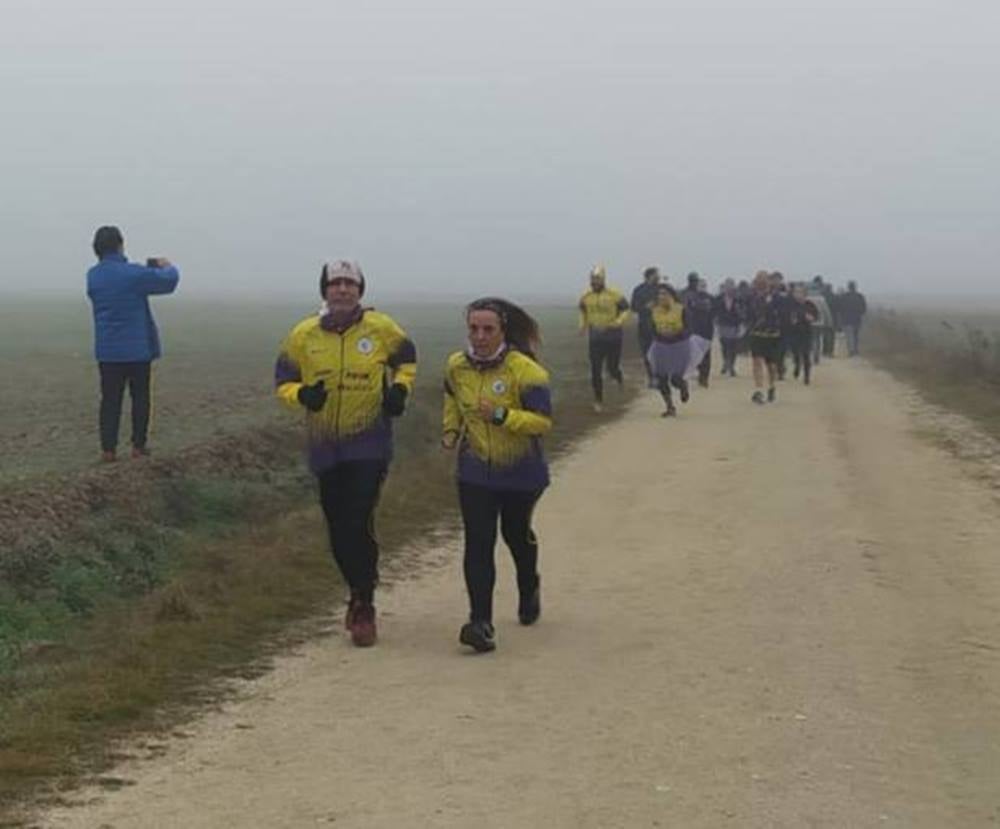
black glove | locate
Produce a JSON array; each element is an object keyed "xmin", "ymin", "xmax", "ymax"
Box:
[
  {"xmin": 297, "ymin": 379, "xmax": 328, "ymax": 412},
  {"xmin": 383, "ymin": 383, "xmax": 408, "ymax": 417}
]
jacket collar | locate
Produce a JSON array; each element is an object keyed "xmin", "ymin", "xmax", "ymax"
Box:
[
  {"xmin": 101, "ymin": 253, "xmax": 127, "ymax": 263},
  {"xmin": 465, "ymin": 343, "xmax": 509, "ymax": 371},
  {"xmin": 319, "ymin": 305, "xmax": 366, "ymax": 333}
]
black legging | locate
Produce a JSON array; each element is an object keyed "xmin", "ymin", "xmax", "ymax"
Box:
[
  {"xmin": 459, "ymin": 483, "xmax": 543, "ymax": 623},
  {"xmin": 588, "ymin": 334, "xmax": 624, "ymax": 402},
  {"xmin": 657, "ymin": 374, "xmax": 686, "ymax": 408},
  {"xmin": 318, "ymin": 461, "xmax": 387, "ymax": 604},
  {"xmin": 98, "ymin": 360, "xmax": 152, "ymax": 452}
]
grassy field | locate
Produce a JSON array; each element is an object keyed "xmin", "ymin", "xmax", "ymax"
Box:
[
  {"xmin": 0, "ymin": 297, "xmax": 642, "ymax": 817},
  {"xmin": 865, "ymin": 304, "xmax": 1000, "ymax": 441}
]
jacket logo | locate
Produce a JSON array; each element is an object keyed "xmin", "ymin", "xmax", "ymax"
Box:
[
  {"xmin": 357, "ymin": 337, "xmax": 375, "ymax": 355},
  {"xmin": 491, "ymin": 379, "xmax": 507, "ymax": 395}
]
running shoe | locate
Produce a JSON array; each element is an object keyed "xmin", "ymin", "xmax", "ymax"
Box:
[
  {"xmin": 350, "ymin": 602, "xmax": 377, "ymax": 647},
  {"xmin": 751, "ymin": 391, "xmax": 766, "ymax": 405},
  {"xmin": 679, "ymin": 379, "xmax": 690, "ymax": 403},
  {"xmin": 459, "ymin": 620, "xmax": 496, "ymax": 653},
  {"xmin": 131, "ymin": 446, "xmax": 150, "ymax": 459},
  {"xmin": 661, "ymin": 405, "xmax": 677, "ymax": 418},
  {"xmin": 100, "ymin": 450, "xmax": 117, "ymax": 463},
  {"xmin": 518, "ymin": 581, "xmax": 541, "ymax": 625},
  {"xmin": 767, "ymin": 386, "xmax": 776, "ymax": 403}
]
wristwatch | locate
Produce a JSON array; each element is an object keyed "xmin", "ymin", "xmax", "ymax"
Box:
[{"xmin": 491, "ymin": 406, "xmax": 508, "ymax": 426}]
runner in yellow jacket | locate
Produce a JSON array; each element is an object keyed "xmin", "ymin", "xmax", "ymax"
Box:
[
  {"xmin": 579, "ymin": 264, "xmax": 629, "ymax": 412},
  {"xmin": 274, "ymin": 260, "xmax": 416, "ymax": 647},
  {"xmin": 442, "ymin": 297, "xmax": 552, "ymax": 653}
]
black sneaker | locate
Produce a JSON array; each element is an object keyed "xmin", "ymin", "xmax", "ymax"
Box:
[
  {"xmin": 459, "ymin": 620, "xmax": 496, "ymax": 653},
  {"xmin": 767, "ymin": 386, "xmax": 776, "ymax": 403},
  {"xmin": 679, "ymin": 379, "xmax": 690, "ymax": 403},
  {"xmin": 518, "ymin": 582, "xmax": 541, "ymax": 626},
  {"xmin": 661, "ymin": 406, "xmax": 677, "ymax": 418},
  {"xmin": 751, "ymin": 390, "xmax": 766, "ymax": 405}
]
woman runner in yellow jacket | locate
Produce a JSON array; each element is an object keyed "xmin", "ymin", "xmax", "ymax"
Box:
[
  {"xmin": 647, "ymin": 284, "xmax": 711, "ymax": 418},
  {"xmin": 442, "ymin": 298, "xmax": 552, "ymax": 653},
  {"xmin": 275, "ymin": 261, "xmax": 416, "ymax": 647}
]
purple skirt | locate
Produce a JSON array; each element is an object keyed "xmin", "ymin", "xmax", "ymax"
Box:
[{"xmin": 647, "ymin": 335, "xmax": 711, "ymax": 378}]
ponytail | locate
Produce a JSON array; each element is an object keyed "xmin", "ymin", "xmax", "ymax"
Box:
[{"xmin": 466, "ymin": 297, "xmax": 542, "ymax": 361}]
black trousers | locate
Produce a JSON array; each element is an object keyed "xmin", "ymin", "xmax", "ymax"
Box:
[
  {"xmin": 789, "ymin": 330, "xmax": 812, "ymax": 382},
  {"xmin": 638, "ymin": 327, "xmax": 654, "ymax": 382},
  {"xmin": 98, "ymin": 361, "xmax": 152, "ymax": 452},
  {"xmin": 697, "ymin": 349, "xmax": 712, "ymax": 386},
  {"xmin": 588, "ymin": 336, "xmax": 624, "ymax": 402},
  {"xmin": 318, "ymin": 461, "xmax": 387, "ymax": 604},
  {"xmin": 459, "ymin": 483, "xmax": 543, "ymax": 623},
  {"xmin": 720, "ymin": 338, "xmax": 739, "ymax": 375},
  {"xmin": 776, "ymin": 335, "xmax": 789, "ymax": 379},
  {"xmin": 823, "ymin": 328, "xmax": 836, "ymax": 357}
]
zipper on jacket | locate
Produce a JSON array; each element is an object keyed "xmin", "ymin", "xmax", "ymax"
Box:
[
  {"xmin": 480, "ymin": 371, "xmax": 491, "ymax": 480},
  {"xmin": 334, "ymin": 335, "xmax": 346, "ymax": 438}
]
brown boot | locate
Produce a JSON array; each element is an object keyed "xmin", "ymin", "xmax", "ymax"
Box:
[{"xmin": 350, "ymin": 602, "xmax": 377, "ymax": 647}]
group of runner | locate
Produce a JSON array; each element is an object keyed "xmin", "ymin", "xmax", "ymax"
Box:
[
  {"xmin": 580, "ymin": 264, "xmax": 867, "ymax": 415},
  {"xmin": 85, "ymin": 226, "xmax": 867, "ymax": 656},
  {"xmin": 279, "ymin": 262, "xmax": 866, "ymax": 654}
]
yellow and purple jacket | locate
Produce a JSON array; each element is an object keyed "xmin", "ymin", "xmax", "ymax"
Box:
[
  {"xmin": 275, "ymin": 310, "xmax": 417, "ymax": 473},
  {"xmin": 443, "ymin": 348, "xmax": 552, "ymax": 492},
  {"xmin": 579, "ymin": 287, "xmax": 629, "ymax": 340},
  {"xmin": 651, "ymin": 303, "xmax": 690, "ymax": 343}
]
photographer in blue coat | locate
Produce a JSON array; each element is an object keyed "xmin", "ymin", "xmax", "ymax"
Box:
[{"xmin": 85, "ymin": 225, "xmax": 180, "ymax": 462}]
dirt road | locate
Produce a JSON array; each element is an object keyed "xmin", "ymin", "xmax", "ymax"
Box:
[{"xmin": 40, "ymin": 360, "xmax": 1000, "ymax": 828}]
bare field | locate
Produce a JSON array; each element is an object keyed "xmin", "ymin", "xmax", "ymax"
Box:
[{"xmin": 0, "ymin": 299, "xmax": 605, "ymax": 486}]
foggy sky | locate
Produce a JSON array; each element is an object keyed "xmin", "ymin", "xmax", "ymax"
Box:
[{"xmin": 1, "ymin": 0, "xmax": 998, "ymax": 301}]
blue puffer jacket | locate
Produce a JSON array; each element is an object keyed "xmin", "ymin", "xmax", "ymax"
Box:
[{"xmin": 86, "ymin": 253, "xmax": 180, "ymax": 362}]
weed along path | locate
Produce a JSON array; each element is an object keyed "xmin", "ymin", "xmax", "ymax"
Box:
[{"xmin": 40, "ymin": 360, "xmax": 1000, "ymax": 828}]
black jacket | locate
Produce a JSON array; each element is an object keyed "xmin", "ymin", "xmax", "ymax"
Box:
[
  {"xmin": 714, "ymin": 294, "xmax": 745, "ymax": 328},
  {"xmin": 838, "ymin": 291, "xmax": 867, "ymax": 325},
  {"xmin": 684, "ymin": 290, "xmax": 716, "ymax": 339},
  {"xmin": 630, "ymin": 282, "xmax": 659, "ymax": 334}
]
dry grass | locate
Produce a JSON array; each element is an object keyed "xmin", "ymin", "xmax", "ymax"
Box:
[{"xmin": 865, "ymin": 309, "xmax": 1000, "ymax": 442}]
